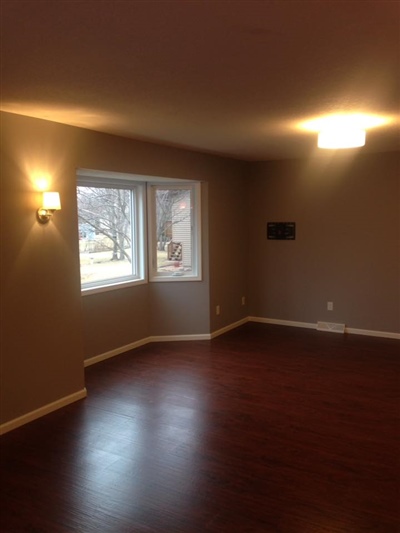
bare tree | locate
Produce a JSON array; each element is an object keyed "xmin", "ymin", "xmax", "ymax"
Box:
[
  {"xmin": 77, "ymin": 186, "xmax": 131, "ymax": 262},
  {"xmin": 77, "ymin": 186, "xmax": 192, "ymax": 262}
]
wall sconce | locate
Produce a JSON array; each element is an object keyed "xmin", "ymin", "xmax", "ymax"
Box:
[{"xmin": 37, "ymin": 191, "xmax": 61, "ymax": 224}]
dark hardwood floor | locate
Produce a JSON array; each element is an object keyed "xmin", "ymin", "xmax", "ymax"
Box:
[{"xmin": 1, "ymin": 323, "xmax": 399, "ymax": 532}]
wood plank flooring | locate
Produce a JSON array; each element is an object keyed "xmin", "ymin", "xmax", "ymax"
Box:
[{"xmin": 1, "ymin": 323, "xmax": 399, "ymax": 532}]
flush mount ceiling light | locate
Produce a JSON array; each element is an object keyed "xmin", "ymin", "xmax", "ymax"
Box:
[
  {"xmin": 299, "ymin": 113, "xmax": 389, "ymax": 150},
  {"xmin": 318, "ymin": 127, "xmax": 366, "ymax": 149}
]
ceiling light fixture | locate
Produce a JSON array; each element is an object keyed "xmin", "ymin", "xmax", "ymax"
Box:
[
  {"xmin": 317, "ymin": 127, "xmax": 366, "ymax": 149},
  {"xmin": 299, "ymin": 113, "xmax": 390, "ymax": 150}
]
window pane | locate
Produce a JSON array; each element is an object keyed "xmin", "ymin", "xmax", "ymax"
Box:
[
  {"xmin": 77, "ymin": 186, "xmax": 134, "ymax": 286},
  {"xmin": 155, "ymin": 188, "xmax": 193, "ymax": 275}
]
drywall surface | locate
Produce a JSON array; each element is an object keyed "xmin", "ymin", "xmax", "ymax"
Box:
[
  {"xmin": 248, "ymin": 151, "xmax": 400, "ymax": 333},
  {"xmin": 1, "ymin": 113, "xmax": 85, "ymax": 423}
]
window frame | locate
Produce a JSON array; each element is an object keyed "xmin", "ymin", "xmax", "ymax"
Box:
[
  {"xmin": 77, "ymin": 174, "xmax": 147, "ymax": 295},
  {"xmin": 76, "ymin": 169, "xmax": 202, "ymax": 293},
  {"xmin": 147, "ymin": 181, "xmax": 202, "ymax": 282}
]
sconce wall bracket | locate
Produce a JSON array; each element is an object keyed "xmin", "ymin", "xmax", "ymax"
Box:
[{"xmin": 37, "ymin": 208, "xmax": 55, "ymax": 224}]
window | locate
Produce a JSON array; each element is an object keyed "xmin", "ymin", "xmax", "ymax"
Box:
[
  {"xmin": 148, "ymin": 182, "xmax": 202, "ymax": 281},
  {"xmin": 77, "ymin": 176, "xmax": 146, "ymax": 293},
  {"xmin": 77, "ymin": 170, "xmax": 201, "ymax": 292}
]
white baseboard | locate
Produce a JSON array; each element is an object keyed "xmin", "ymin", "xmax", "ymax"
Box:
[
  {"xmin": 84, "ymin": 319, "xmax": 251, "ymax": 368},
  {"xmin": 84, "ymin": 333, "xmax": 213, "ymax": 368},
  {"xmin": 249, "ymin": 316, "xmax": 316, "ymax": 330},
  {"xmin": 0, "ymin": 388, "xmax": 87, "ymax": 436},
  {"xmin": 345, "ymin": 327, "xmax": 400, "ymax": 340},
  {"xmin": 84, "ymin": 337, "xmax": 153, "ymax": 367},
  {"xmin": 150, "ymin": 333, "xmax": 211, "ymax": 342},
  {"xmin": 249, "ymin": 316, "xmax": 400, "ymax": 340},
  {"xmin": 210, "ymin": 317, "xmax": 249, "ymax": 339}
]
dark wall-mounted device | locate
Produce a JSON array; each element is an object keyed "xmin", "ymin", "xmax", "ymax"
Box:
[{"xmin": 267, "ymin": 222, "xmax": 296, "ymax": 240}]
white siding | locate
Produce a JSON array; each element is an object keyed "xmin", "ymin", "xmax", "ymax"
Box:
[{"xmin": 171, "ymin": 190, "xmax": 192, "ymax": 267}]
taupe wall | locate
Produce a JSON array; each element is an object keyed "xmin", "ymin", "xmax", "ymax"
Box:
[
  {"xmin": 1, "ymin": 114, "xmax": 86, "ymax": 423},
  {"xmin": 208, "ymin": 167, "xmax": 249, "ymax": 331},
  {"xmin": 1, "ymin": 111, "xmax": 247, "ymax": 425},
  {"xmin": 248, "ymin": 152, "xmax": 400, "ymax": 333}
]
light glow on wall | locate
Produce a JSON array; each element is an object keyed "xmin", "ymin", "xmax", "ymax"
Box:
[{"xmin": 32, "ymin": 172, "xmax": 51, "ymax": 191}]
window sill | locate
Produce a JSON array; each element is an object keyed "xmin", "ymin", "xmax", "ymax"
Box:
[
  {"xmin": 149, "ymin": 274, "xmax": 202, "ymax": 282},
  {"xmin": 81, "ymin": 277, "xmax": 147, "ymax": 296}
]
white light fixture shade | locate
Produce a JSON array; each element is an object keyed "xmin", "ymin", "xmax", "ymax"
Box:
[
  {"xmin": 42, "ymin": 191, "xmax": 61, "ymax": 210},
  {"xmin": 37, "ymin": 191, "xmax": 62, "ymax": 223},
  {"xmin": 318, "ymin": 128, "xmax": 366, "ymax": 149}
]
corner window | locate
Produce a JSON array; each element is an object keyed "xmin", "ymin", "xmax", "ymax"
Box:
[
  {"xmin": 148, "ymin": 182, "xmax": 202, "ymax": 281},
  {"xmin": 77, "ymin": 177, "xmax": 146, "ymax": 293}
]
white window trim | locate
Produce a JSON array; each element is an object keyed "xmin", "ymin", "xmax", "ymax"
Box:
[
  {"xmin": 147, "ymin": 182, "xmax": 202, "ymax": 282},
  {"xmin": 77, "ymin": 169, "xmax": 202, "ymax": 293},
  {"xmin": 77, "ymin": 173, "xmax": 147, "ymax": 294}
]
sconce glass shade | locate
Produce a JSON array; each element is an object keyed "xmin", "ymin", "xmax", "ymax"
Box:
[
  {"xmin": 37, "ymin": 191, "xmax": 61, "ymax": 224},
  {"xmin": 42, "ymin": 191, "xmax": 61, "ymax": 210},
  {"xmin": 318, "ymin": 128, "xmax": 366, "ymax": 149}
]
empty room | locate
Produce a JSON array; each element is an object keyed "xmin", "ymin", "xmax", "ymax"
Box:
[{"xmin": 1, "ymin": 1, "xmax": 399, "ymax": 532}]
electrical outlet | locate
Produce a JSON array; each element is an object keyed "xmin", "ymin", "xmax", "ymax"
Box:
[
  {"xmin": 216, "ymin": 305, "xmax": 220, "ymax": 316},
  {"xmin": 327, "ymin": 301, "xmax": 333, "ymax": 311},
  {"xmin": 241, "ymin": 296, "xmax": 246, "ymax": 306}
]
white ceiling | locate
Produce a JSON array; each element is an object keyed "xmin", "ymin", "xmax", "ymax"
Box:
[{"xmin": 1, "ymin": 0, "xmax": 399, "ymax": 161}]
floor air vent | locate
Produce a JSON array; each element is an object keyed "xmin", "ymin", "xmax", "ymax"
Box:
[{"xmin": 317, "ymin": 321, "xmax": 346, "ymax": 334}]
